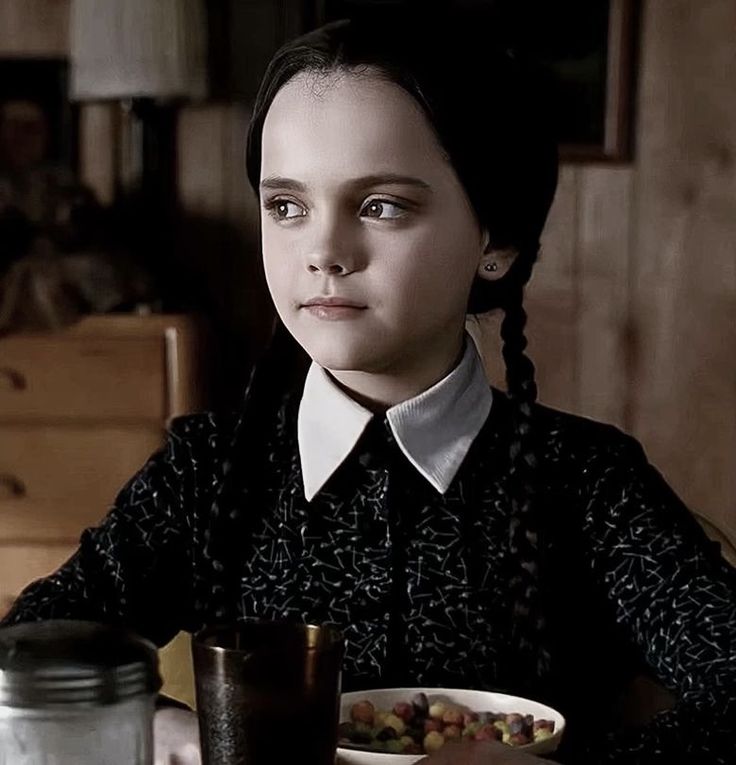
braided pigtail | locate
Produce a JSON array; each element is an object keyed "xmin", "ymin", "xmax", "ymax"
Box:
[
  {"xmin": 497, "ymin": 246, "xmax": 551, "ymax": 690},
  {"xmin": 203, "ymin": 319, "xmax": 308, "ymax": 621}
]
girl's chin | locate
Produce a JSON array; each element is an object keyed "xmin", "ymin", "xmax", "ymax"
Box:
[
  {"xmin": 299, "ymin": 338, "xmax": 393, "ymax": 373},
  {"xmin": 307, "ymin": 350, "xmax": 381, "ymax": 372}
]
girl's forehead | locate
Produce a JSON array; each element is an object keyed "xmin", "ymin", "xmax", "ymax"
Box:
[{"xmin": 260, "ymin": 72, "xmax": 447, "ymax": 184}]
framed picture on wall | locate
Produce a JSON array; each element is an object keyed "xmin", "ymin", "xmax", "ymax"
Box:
[
  {"xmin": 519, "ymin": 0, "xmax": 639, "ymax": 162},
  {"xmin": 317, "ymin": 0, "xmax": 639, "ymax": 162}
]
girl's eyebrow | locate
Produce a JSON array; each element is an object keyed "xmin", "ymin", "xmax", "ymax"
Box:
[{"xmin": 260, "ymin": 173, "xmax": 433, "ymax": 193}]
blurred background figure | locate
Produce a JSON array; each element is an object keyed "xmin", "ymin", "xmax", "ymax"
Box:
[{"xmin": 0, "ymin": 88, "xmax": 153, "ymax": 334}]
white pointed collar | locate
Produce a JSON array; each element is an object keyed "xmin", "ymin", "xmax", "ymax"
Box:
[{"xmin": 297, "ymin": 334, "xmax": 493, "ymax": 502}]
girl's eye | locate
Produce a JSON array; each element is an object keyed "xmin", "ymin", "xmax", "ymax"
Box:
[
  {"xmin": 263, "ymin": 197, "xmax": 408, "ymax": 222},
  {"xmin": 263, "ymin": 198, "xmax": 305, "ymax": 221},
  {"xmin": 361, "ymin": 199, "xmax": 407, "ymax": 220}
]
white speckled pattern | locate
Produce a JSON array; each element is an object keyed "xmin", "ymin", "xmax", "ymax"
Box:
[{"xmin": 2, "ymin": 388, "xmax": 735, "ymax": 763}]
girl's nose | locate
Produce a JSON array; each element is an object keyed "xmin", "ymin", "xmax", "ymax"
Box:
[
  {"xmin": 304, "ymin": 218, "xmax": 360, "ymax": 275},
  {"xmin": 307, "ymin": 258, "xmax": 349, "ymax": 275}
]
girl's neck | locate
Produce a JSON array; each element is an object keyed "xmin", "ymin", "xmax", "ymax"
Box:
[{"xmin": 325, "ymin": 333, "xmax": 467, "ymax": 413}]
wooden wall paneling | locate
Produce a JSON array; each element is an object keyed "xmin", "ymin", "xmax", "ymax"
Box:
[
  {"xmin": 223, "ymin": 104, "xmax": 256, "ymax": 228},
  {"xmin": 177, "ymin": 104, "xmax": 274, "ymax": 405},
  {"xmin": 528, "ymin": 164, "xmax": 581, "ymax": 414},
  {"xmin": 78, "ymin": 104, "xmax": 117, "ymax": 206},
  {"xmin": 177, "ymin": 103, "xmax": 233, "ymax": 324},
  {"xmin": 576, "ymin": 166, "xmax": 633, "ymax": 430},
  {"xmin": 630, "ymin": 0, "xmax": 736, "ymax": 531},
  {"xmin": 0, "ymin": 0, "xmax": 69, "ymax": 56},
  {"xmin": 220, "ymin": 103, "xmax": 276, "ymax": 356},
  {"xmin": 178, "ymin": 105, "xmax": 231, "ymax": 217}
]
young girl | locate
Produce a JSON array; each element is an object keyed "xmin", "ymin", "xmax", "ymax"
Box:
[{"xmin": 3, "ymin": 7, "xmax": 735, "ymax": 765}]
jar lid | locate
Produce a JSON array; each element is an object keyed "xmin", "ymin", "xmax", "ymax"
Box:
[{"xmin": 0, "ymin": 620, "xmax": 162, "ymax": 707}]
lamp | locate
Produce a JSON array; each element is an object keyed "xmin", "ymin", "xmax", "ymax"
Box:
[
  {"xmin": 68, "ymin": 0, "xmax": 208, "ymax": 309},
  {"xmin": 70, "ymin": 0, "xmax": 207, "ymax": 101}
]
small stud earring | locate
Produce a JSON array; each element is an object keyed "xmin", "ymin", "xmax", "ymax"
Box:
[{"xmin": 483, "ymin": 262, "xmax": 499, "ymax": 273}]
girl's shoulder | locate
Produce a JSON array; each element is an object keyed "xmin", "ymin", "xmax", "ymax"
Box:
[
  {"xmin": 164, "ymin": 409, "xmax": 244, "ymax": 457},
  {"xmin": 490, "ymin": 387, "xmax": 645, "ymax": 471},
  {"xmin": 533, "ymin": 400, "xmax": 648, "ymax": 482},
  {"xmin": 535, "ymin": 401, "xmax": 635, "ymax": 450},
  {"xmin": 162, "ymin": 387, "xmax": 300, "ymax": 462}
]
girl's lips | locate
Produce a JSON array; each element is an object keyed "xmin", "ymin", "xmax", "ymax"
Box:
[
  {"xmin": 303, "ymin": 304, "xmax": 367, "ymax": 320},
  {"xmin": 302, "ymin": 296, "xmax": 367, "ymax": 307},
  {"xmin": 301, "ymin": 296, "xmax": 368, "ymax": 320}
]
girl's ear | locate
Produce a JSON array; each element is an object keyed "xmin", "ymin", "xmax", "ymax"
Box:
[{"xmin": 477, "ymin": 245, "xmax": 520, "ymax": 281}]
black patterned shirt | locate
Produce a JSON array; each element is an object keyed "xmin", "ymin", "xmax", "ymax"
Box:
[{"xmin": 2, "ymin": 385, "xmax": 735, "ymax": 764}]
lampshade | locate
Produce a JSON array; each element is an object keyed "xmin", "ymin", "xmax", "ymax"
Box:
[{"xmin": 70, "ymin": 0, "xmax": 208, "ymax": 101}]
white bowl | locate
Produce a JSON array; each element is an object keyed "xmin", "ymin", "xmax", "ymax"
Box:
[{"xmin": 336, "ymin": 687, "xmax": 565, "ymax": 765}]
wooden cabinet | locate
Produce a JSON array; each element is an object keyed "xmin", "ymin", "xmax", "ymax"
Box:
[
  {"xmin": 0, "ymin": 314, "xmax": 209, "ymax": 615},
  {"xmin": 0, "ymin": 334, "xmax": 168, "ymax": 420}
]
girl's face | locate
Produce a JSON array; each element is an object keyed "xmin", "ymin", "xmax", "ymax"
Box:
[{"xmin": 259, "ymin": 70, "xmax": 488, "ymax": 376}]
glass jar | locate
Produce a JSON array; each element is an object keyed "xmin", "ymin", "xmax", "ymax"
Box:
[{"xmin": 0, "ymin": 620, "xmax": 161, "ymax": 765}]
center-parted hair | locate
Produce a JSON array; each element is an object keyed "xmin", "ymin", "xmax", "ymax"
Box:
[{"xmin": 207, "ymin": 4, "xmax": 559, "ymax": 691}]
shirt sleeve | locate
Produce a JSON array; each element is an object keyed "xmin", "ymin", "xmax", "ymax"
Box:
[
  {"xmin": 566, "ymin": 432, "xmax": 736, "ymax": 764},
  {"xmin": 0, "ymin": 413, "xmax": 225, "ymax": 647}
]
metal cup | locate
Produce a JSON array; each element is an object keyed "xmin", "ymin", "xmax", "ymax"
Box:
[{"xmin": 192, "ymin": 621, "xmax": 344, "ymax": 765}]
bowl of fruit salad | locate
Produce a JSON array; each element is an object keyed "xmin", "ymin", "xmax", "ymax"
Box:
[{"xmin": 336, "ymin": 688, "xmax": 565, "ymax": 764}]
